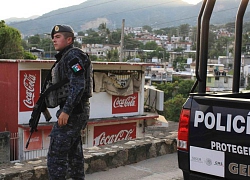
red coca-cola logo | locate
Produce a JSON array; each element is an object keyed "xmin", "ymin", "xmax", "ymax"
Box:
[
  {"xmin": 20, "ymin": 70, "xmax": 40, "ymax": 112},
  {"xmin": 112, "ymin": 93, "xmax": 138, "ymax": 114},
  {"xmin": 113, "ymin": 96, "xmax": 136, "ymax": 108},
  {"xmin": 23, "ymin": 73, "xmax": 36, "ymax": 108},
  {"xmin": 94, "ymin": 129, "xmax": 134, "ymax": 146},
  {"xmin": 93, "ymin": 123, "xmax": 136, "ymax": 146}
]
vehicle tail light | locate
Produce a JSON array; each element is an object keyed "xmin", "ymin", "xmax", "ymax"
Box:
[{"xmin": 177, "ymin": 109, "xmax": 190, "ymax": 151}]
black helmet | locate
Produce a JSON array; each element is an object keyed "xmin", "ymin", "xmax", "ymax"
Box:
[{"xmin": 51, "ymin": 25, "xmax": 74, "ymax": 39}]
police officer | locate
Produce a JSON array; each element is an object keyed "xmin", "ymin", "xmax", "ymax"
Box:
[{"xmin": 47, "ymin": 24, "xmax": 93, "ymax": 180}]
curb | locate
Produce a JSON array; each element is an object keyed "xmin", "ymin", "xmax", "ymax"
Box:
[{"xmin": 0, "ymin": 134, "xmax": 177, "ymax": 180}]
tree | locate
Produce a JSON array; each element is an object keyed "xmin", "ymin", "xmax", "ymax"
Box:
[
  {"xmin": 23, "ymin": 51, "xmax": 37, "ymax": 59},
  {"xmin": 124, "ymin": 35, "xmax": 143, "ymax": 50},
  {"xmin": 38, "ymin": 38, "xmax": 54, "ymax": 58},
  {"xmin": 106, "ymin": 49, "xmax": 119, "ymax": 61},
  {"xmin": 21, "ymin": 39, "xmax": 29, "ymax": 50},
  {"xmin": 242, "ymin": 33, "xmax": 249, "ymax": 53},
  {"xmin": 142, "ymin": 25, "xmax": 152, "ymax": 33},
  {"xmin": 173, "ymin": 56, "xmax": 186, "ymax": 70},
  {"xmin": 144, "ymin": 41, "xmax": 158, "ymax": 50},
  {"xmin": 178, "ymin": 24, "xmax": 190, "ymax": 38},
  {"xmin": 82, "ymin": 29, "xmax": 104, "ymax": 44},
  {"xmin": 28, "ymin": 34, "xmax": 40, "ymax": 47},
  {"xmin": 154, "ymin": 78, "xmax": 195, "ymax": 122},
  {"xmin": 154, "ymin": 81, "xmax": 178, "ymax": 101},
  {"xmin": 0, "ymin": 20, "xmax": 23, "ymax": 59},
  {"xmin": 164, "ymin": 94, "xmax": 186, "ymax": 122},
  {"xmin": 108, "ymin": 30, "xmax": 121, "ymax": 45},
  {"xmin": 178, "ymin": 79, "xmax": 196, "ymax": 98}
]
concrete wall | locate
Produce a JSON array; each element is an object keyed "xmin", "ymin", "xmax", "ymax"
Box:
[{"xmin": 0, "ymin": 132, "xmax": 10, "ymax": 163}]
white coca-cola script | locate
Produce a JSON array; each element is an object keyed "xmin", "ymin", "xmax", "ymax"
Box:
[
  {"xmin": 113, "ymin": 96, "xmax": 136, "ymax": 108},
  {"xmin": 94, "ymin": 129, "xmax": 134, "ymax": 146},
  {"xmin": 23, "ymin": 73, "xmax": 36, "ymax": 109}
]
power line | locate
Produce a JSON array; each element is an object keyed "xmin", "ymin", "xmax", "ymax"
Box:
[{"xmin": 9, "ymin": 0, "xmax": 181, "ymax": 33}]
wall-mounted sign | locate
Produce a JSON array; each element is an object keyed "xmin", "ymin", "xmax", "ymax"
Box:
[
  {"xmin": 112, "ymin": 93, "xmax": 138, "ymax": 114},
  {"xmin": 19, "ymin": 70, "xmax": 40, "ymax": 112},
  {"xmin": 93, "ymin": 122, "xmax": 136, "ymax": 146}
]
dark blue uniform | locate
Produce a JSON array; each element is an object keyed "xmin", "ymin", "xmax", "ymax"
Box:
[{"xmin": 47, "ymin": 44, "xmax": 92, "ymax": 180}]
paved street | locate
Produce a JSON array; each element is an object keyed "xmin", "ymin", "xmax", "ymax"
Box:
[{"xmin": 86, "ymin": 152, "xmax": 183, "ymax": 180}]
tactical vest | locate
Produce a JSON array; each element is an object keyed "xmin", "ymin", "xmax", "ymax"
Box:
[
  {"xmin": 83, "ymin": 54, "xmax": 93, "ymax": 98},
  {"xmin": 45, "ymin": 48, "xmax": 93, "ymax": 108}
]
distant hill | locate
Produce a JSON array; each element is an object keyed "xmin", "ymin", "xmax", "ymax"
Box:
[
  {"xmin": 5, "ymin": 16, "xmax": 39, "ymax": 24},
  {"xmin": 6, "ymin": 0, "xmax": 248, "ymax": 36}
]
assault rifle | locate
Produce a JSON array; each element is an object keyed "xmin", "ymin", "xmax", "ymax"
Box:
[
  {"xmin": 25, "ymin": 60, "xmax": 56, "ymax": 149},
  {"xmin": 25, "ymin": 77, "xmax": 69, "ymax": 148},
  {"xmin": 26, "ymin": 48, "xmax": 77, "ymax": 148},
  {"xmin": 25, "ymin": 96, "xmax": 51, "ymax": 148}
]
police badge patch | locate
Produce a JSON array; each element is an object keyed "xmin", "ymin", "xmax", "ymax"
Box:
[{"xmin": 69, "ymin": 58, "xmax": 84, "ymax": 75}]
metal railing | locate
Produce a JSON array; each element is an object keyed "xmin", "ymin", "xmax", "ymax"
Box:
[{"xmin": 10, "ymin": 132, "xmax": 19, "ymax": 162}]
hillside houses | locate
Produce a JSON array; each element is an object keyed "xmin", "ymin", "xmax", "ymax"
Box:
[
  {"xmin": 82, "ymin": 44, "xmax": 120, "ymax": 58},
  {"xmin": 29, "ymin": 25, "xmax": 250, "ymax": 89},
  {"xmin": 80, "ymin": 26, "xmax": 195, "ymax": 62}
]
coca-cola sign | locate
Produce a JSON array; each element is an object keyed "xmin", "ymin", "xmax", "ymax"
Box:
[
  {"xmin": 112, "ymin": 93, "xmax": 138, "ymax": 114},
  {"xmin": 23, "ymin": 130, "xmax": 42, "ymax": 151},
  {"xmin": 93, "ymin": 122, "xmax": 136, "ymax": 146},
  {"xmin": 19, "ymin": 70, "xmax": 40, "ymax": 112}
]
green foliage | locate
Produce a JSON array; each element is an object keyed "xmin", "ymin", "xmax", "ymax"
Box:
[
  {"xmin": 39, "ymin": 38, "xmax": 52, "ymax": 51},
  {"xmin": 155, "ymin": 78, "xmax": 195, "ymax": 122},
  {"xmin": 144, "ymin": 47, "xmax": 169, "ymax": 61},
  {"xmin": 178, "ymin": 80, "xmax": 196, "ymax": 98},
  {"xmin": 0, "ymin": 20, "xmax": 23, "ymax": 59},
  {"xmin": 153, "ymin": 81, "xmax": 178, "ymax": 100},
  {"xmin": 23, "ymin": 51, "xmax": 37, "ymax": 60},
  {"xmin": 89, "ymin": 55, "xmax": 98, "ymax": 61},
  {"xmin": 124, "ymin": 36, "xmax": 143, "ymax": 49},
  {"xmin": 108, "ymin": 30, "xmax": 121, "ymax": 45},
  {"xmin": 154, "ymin": 27, "xmax": 177, "ymax": 37},
  {"xmin": 106, "ymin": 49, "xmax": 119, "ymax": 61},
  {"xmin": 142, "ymin": 25, "xmax": 152, "ymax": 33},
  {"xmin": 144, "ymin": 41, "xmax": 158, "ymax": 50},
  {"xmin": 83, "ymin": 33, "xmax": 105, "ymax": 44},
  {"xmin": 21, "ymin": 39, "xmax": 29, "ymax": 50},
  {"xmin": 178, "ymin": 24, "xmax": 190, "ymax": 38},
  {"xmin": 208, "ymin": 35, "xmax": 234, "ymax": 59},
  {"xmin": 173, "ymin": 56, "xmax": 186, "ymax": 70},
  {"xmin": 82, "ymin": 29, "xmax": 104, "ymax": 44},
  {"xmin": 28, "ymin": 34, "xmax": 40, "ymax": 46},
  {"xmin": 164, "ymin": 94, "xmax": 186, "ymax": 122}
]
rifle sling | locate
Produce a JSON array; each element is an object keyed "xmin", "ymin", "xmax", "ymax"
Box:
[
  {"xmin": 41, "ymin": 47, "xmax": 78, "ymax": 93},
  {"xmin": 40, "ymin": 78, "xmax": 69, "ymax": 98}
]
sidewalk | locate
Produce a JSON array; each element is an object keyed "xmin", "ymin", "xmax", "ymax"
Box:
[{"xmin": 0, "ymin": 121, "xmax": 179, "ymax": 180}]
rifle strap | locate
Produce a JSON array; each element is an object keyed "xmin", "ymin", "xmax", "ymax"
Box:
[
  {"xmin": 40, "ymin": 78, "xmax": 69, "ymax": 98},
  {"xmin": 41, "ymin": 47, "xmax": 79, "ymax": 93}
]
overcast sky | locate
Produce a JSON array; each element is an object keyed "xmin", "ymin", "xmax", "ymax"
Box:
[
  {"xmin": 1, "ymin": 0, "xmax": 86, "ymax": 20},
  {"xmin": 1, "ymin": 0, "xmax": 202, "ymax": 20}
]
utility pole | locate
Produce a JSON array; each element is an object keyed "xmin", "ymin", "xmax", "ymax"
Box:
[{"xmin": 119, "ymin": 19, "xmax": 125, "ymax": 62}]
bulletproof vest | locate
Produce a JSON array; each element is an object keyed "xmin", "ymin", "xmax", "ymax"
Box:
[
  {"xmin": 82, "ymin": 54, "xmax": 93, "ymax": 98},
  {"xmin": 45, "ymin": 49, "xmax": 71, "ymax": 108},
  {"xmin": 53, "ymin": 48, "xmax": 93, "ymax": 101}
]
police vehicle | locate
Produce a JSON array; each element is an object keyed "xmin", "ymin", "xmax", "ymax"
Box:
[{"xmin": 177, "ymin": 0, "xmax": 250, "ymax": 179}]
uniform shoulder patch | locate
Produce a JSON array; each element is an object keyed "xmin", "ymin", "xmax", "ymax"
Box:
[{"xmin": 69, "ymin": 58, "xmax": 84, "ymax": 75}]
